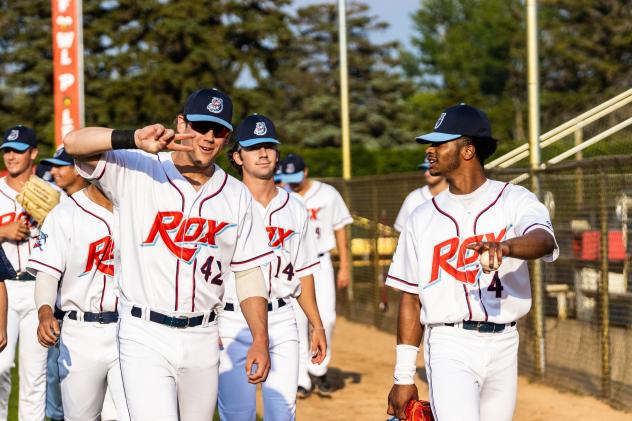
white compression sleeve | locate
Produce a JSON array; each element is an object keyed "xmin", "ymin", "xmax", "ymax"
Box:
[
  {"xmin": 34, "ymin": 271, "xmax": 59, "ymax": 311},
  {"xmin": 235, "ymin": 267, "xmax": 269, "ymax": 303}
]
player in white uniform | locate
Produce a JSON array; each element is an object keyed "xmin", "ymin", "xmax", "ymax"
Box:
[
  {"xmin": 28, "ymin": 147, "xmax": 122, "ymax": 421},
  {"xmin": 0, "ymin": 125, "xmax": 48, "ymax": 421},
  {"xmin": 219, "ymin": 114, "xmax": 326, "ymax": 420},
  {"xmin": 386, "ymin": 105, "xmax": 559, "ymax": 421},
  {"xmin": 393, "ymin": 158, "xmax": 447, "ymax": 233},
  {"xmin": 279, "ymin": 154, "xmax": 353, "ymax": 398},
  {"xmin": 64, "ymin": 88, "xmax": 274, "ymax": 421}
]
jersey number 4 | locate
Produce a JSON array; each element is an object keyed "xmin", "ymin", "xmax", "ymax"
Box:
[
  {"xmin": 487, "ymin": 273, "xmax": 504, "ymax": 298},
  {"xmin": 200, "ymin": 256, "xmax": 223, "ymax": 286}
]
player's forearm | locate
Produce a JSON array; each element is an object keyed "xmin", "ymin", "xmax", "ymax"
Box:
[
  {"xmin": 0, "ymin": 283, "xmax": 7, "ymax": 332},
  {"xmin": 397, "ymin": 292, "xmax": 423, "ymax": 346},
  {"xmin": 64, "ymin": 127, "xmax": 116, "ymax": 159},
  {"xmin": 240, "ymin": 297, "xmax": 269, "ymax": 346},
  {"xmin": 334, "ymin": 227, "xmax": 350, "ymax": 270},
  {"xmin": 503, "ymin": 228, "xmax": 556, "ymax": 260},
  {"xmin": 296, "ymin": 275, "xmax": 324, "ymax": 329}
]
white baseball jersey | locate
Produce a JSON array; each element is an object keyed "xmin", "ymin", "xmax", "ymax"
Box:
[
  {"xmin": 393, "ymin": 185, "xmax": 433, "ymax": 233},
  {"xmin": 26, "ymin": 189, "xmax": 118, "ymax": 313},
  {"xmin": 0, "ymin": 177, "xmax": 38, "ymax": 276},
  {"xmin": 224, "ymin": 187, "xmax": 320, "ymax": 302},
  {"xmin": 387, "ymin": 179, "xmax": 559, "ymax": 325},
  {"xmin": 291, "ymin": 180, "xmax": 353, "ymax": 255},
  {"xmin": 76, "ymin": 150, "xmax": 273, "ymax": 313}
]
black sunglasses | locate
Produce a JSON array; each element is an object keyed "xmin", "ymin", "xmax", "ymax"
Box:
[{"xmin": 187, "ymin": 120, "xmax": 230, "ymax": 137}]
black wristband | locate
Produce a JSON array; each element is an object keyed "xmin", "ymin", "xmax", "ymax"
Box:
[{"xmin": 111, "ymin": 129, "xmax": 137, "ymax": 150}]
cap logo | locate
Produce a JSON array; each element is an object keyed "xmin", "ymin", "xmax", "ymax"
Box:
[
  {"xmin": 207, "ymin": 97, "xmax": 223, "ymax": 114},
  {"xmin": 286, "ymin": 163, "xmax": 295, "ymax": 173},
  {"xmin": 7, "ymin": 130, "xmax": 19, "ymax": 141},
  {"xmin": 54, "ymin": 148, "xmax": 63, "ymax": 158},
  {"xmin": 434, "ymin": 113, "xmax": 446, "ymax": 129},
  {"xmin": 254, "ymin": 122, "xmax": 267, "ymax": 136}
]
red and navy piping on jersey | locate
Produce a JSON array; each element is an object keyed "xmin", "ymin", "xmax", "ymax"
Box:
[
  {"xmin": 432, "ymin": 197, "xmax": 472, "ymax": 321},
  {"xmin": 268, "ymin": 190, "xmax": 290, "ymax": 225},
  {"xmin": 386, "ymin": 274, "xmax": 418, "ymax": 289},
  {"xmin": 472, "ymin": 183, "xmax": 509, "ymax": 322}
]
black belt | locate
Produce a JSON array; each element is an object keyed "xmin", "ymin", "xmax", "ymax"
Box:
[
  {"xmin": 317, "ymin": 253, "xmax": 325, "ymax": 258},
  {"xmin": 54, "ymin": 307, "xmax": 66, "ymax": 320},
  {"xmin": 131, "ymin": 306, "xmax": 214, "ymax": 328},
  {"xmin": 67, "ymin": 310, "xmax": 119, "ymax": 324},
  {"xmin": 224, "ymin": 298, "xmax": 287, "ymax": 312},
  {"xmin": 10, "ymin": 272, "xmax": 35, "ymax": 281},
  {"xmin": 445, "ymin": 320, "xmax": 516, "ymax": 333}
]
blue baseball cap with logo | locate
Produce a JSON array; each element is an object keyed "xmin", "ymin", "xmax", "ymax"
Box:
[
  {"xmin": 234, "ymin": 114, "xmax": 280, "ymax": 148},
  {"xmin": 280, "ymin": 153, "xmax": 306, "ymax": 184},
  {"xmin": 41, "ymin": 147, "xmax": 73, "ymax": 167},
  {"xmin": 415, "ymin": 104, "xmax": 494, "ymax": 144},
  {"xmin": 183, "ymin": 88, "xmax": 233, "ymax": 131},
  {"xmin": 1, "ymin": 125, "xmax": 37, "ymax": 152}
]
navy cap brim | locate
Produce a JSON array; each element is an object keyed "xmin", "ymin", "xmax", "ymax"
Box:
[
  {"xmin": 0, "ymin": 142, "xmax": 31, "ymax": 152},
  {"xmin": 415, "ymin": 132, "xmax": 461, "ymax": 144},
  {"xmin": 41, "ymin": 158, "xmax": 73, "ymax": 166},
  {"xmin": 238, "ymin": 138, "xmax": 280, "ymax": 148},
  {"xmin": 186, "ymin": 114, "xmax": 233, "ymax": 131},
  {"xmin": 281, "ymin": 172, "xmax": 304, "ymax": 184}
]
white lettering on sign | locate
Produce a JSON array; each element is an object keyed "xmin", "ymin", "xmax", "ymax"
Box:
[
  {"xmin": 56, "ymin": 32, "xmax": 75, "ymax": 50},
  {"xmin": 58, "ymin": 0, "xmax": 72, "ymax": 13},
  {"xmin": 61, "ymin": 109, "xmax": 75, "ymax": 138},
  {"xmin": 60, "ymin": 49, "xmax": 72, "ymax": 65},
  {"xmin": 59, "ymin": 73, "xmax": 75, "ymax": 92}
]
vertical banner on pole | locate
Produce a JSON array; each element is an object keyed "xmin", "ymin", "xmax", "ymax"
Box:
[{"xmin": 52, "ymin": 0, "xmax": 84, "ymax": 147}]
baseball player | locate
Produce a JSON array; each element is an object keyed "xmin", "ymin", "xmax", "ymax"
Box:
[
  {"xmin": 279, "ymin": 154, "xmax": 353, "ymax": 398},
  {"xmin": 0, "ymin": 125, "xmax": 48, "ymax": 421},
  {"xmin": 64, "ymin": 88, "xmax": 274, "ymax": 420},
  {"xmin": 28, "ymin": 147, "xmax": 120, "ymax": 421},
  {"xmin": 393, "ymin": 158, "xmax": 447, "ymax": 233},
  {"xmin": 386, "ymin": 104, "xmax": 559, "ymax": 421},
  {"xmin": 219, "ymin": 115, "xmax": 327, "ymax": 420}
]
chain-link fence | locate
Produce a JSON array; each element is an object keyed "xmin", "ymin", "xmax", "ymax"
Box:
[{"xmin": 328, "ymin": 154, "xmax": 632, "ymax": 411}]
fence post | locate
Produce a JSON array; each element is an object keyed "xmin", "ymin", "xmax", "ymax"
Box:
[
  {"xmin": 575, "ymin": 128, "xmax": 584, "ymax": 207},
  {"xmin": 341, "ymin": 181, "xmax": 355, "ymax": 305},
  {"xmin": 371, "ymin": 182, "xmax": 381, "ymax": 325},
  {"xmin": 531, "ymin": 174, "xmax": 546, "ymax": 378},
  {"xmin": 599, "ymin": 170, "xmax": 611, "ymax": 399}
]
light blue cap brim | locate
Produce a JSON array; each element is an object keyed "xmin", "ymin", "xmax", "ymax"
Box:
[
  {"xmin": 41, "ymin": 158, "xmax": 73, "ymax": 166},
  {"xmin": 238, "ymin": 138, "xmax": 280, "ymax": 148},
  {"xmin": 281, "ymin": 172, "xmax": 304, "ymax": 184},
  {"xmin": 417, "ymin": 163, "xmax": 430, "ymax": 170},
  {"xmin": 0, "ymin": 142, "xmax": 31, "ymax": 152},
  {"xmin": 273, "ymin": 174, "xmax": 282, "ymax": 182},
  {"xmin": 185, "ymin": 114, "xmax": 233, "ymax": 131},
  {"xmin": 415, "ymin": 132, "xmax": 461, "ymax": 144}
]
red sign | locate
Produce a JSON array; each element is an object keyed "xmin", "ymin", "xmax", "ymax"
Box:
[{"xmin": 51, "ymin": 0, "xmax": 83, "ymax": 147}]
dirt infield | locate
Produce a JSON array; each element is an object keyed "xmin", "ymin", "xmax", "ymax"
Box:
[{"xmin": 294, "ymin": 317, "xmax": 631, "ymax": 420}]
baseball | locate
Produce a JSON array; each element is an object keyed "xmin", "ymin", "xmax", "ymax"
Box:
[{"xmin": 480, "ymin": 249, "xmax": 500, "ymax": 273}]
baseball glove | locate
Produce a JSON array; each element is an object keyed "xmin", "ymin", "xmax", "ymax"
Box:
[
  {"xmin": 405, "ymin": 399, "xmax": 434, "ymax": 421},
  {"xmin": 16, "ymin": 175, "xmax": 60, "ymax": 225}
]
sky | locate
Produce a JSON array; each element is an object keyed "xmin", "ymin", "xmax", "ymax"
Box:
[{"xmin": 292, "ymin": 0, "xmax": 418, "ymax": 49}]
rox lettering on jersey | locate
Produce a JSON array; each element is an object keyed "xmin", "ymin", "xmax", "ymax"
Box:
[
  {"xmin": 0, "ymin": 211, "xmax": 35, "ymax": 228},
  {"xmin": 266, "ymin": 226, "xmax": 296, "ymax": 249},
  {"xmin": 84, "ymin": 236, "xmax": 114, "ymax": 276},
  {"xmin": 430, "ymin": 228, "xmax": 507, "ymax": 285},
  {"xmin": 308, "ymin": 208, "xmax": 322, "ymax": 221},
  {"xmin": 142, "ymin": 211, "xmax": 235, "ymax": 263}
]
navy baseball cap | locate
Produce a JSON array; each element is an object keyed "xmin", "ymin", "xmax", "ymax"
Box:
[
  {"xmin": 234, "ymin": 114, "xmax": 280, "ymax": 148},
  {"xmin": 41, "ymin": 147, "xmax": 73, "ymax": 166},
  {"xmin": 280, "ymin": 153, "xmax": 306, "ymax": 184},
  {"xmin": 1, "ymin": 125, "xmax": 37, "ymax": 152},
  {"xmin": 273, "ymin": 167, "xmax": 283, "ymax": 183},
  {"xmin": 183, "ymin": 88, "xmax": 233, "ymax": 131},
  {"xmin": 416, "ymin": 104, "xmax": 494, "ymax": 144},
  {"xmin": 417, "ymin": 158, "xmax": 430, "ymax": 171}
]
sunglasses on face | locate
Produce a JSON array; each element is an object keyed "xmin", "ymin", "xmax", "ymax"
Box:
[{"xmin": 188, "ymin": 121, "xmax": 230, "ymax": 138}]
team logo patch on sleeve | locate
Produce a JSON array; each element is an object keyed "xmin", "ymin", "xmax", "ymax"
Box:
[
  {"xmin": 254, "ymin": 122, "xmax": 267, "ymax": 136},
  {"xmin": 207, "ymin": 97, "xmax": 224, "ymax": 113},
  {"xmin": 34, "ymin": 232, "xmax": 47, "ymax": 250},
  {"xmin": 7, "ymin": 130, "xmax": 19, "ymax": 141}
]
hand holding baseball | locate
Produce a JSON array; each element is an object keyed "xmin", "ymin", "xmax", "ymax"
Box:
[
  {"xmin": 466, "ymin": 241, "xmax": 510, "ymax": 274},
  {"xmin": 134, "ymin": 124, "xmax": 194, "ymax": 154}
]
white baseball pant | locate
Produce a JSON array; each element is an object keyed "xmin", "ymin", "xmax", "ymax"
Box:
[
  {"xmin": 100, "ymin": 386, "xmax": 117, "ymax": 421},
  {"xmin": 424, "ymin": 324, "xmax": 519, "ymax": 421},
  {"xmin": 218, "ymin": 303, "xmax": 298, "ymax": 421},
  {"xmin": 58, "ymin": 318, "xmax": 129, "ymax": 421},
  {"xmin": 294, "ymin": 253, "xmax": 335, "ymax": 390},
  {"xmin": 0, "ymin": 280, "xmax": 47, "ymax": 421},
  {"xmin": 117, "ymin": 305, "xmax": 219, "ymax": 421}
]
